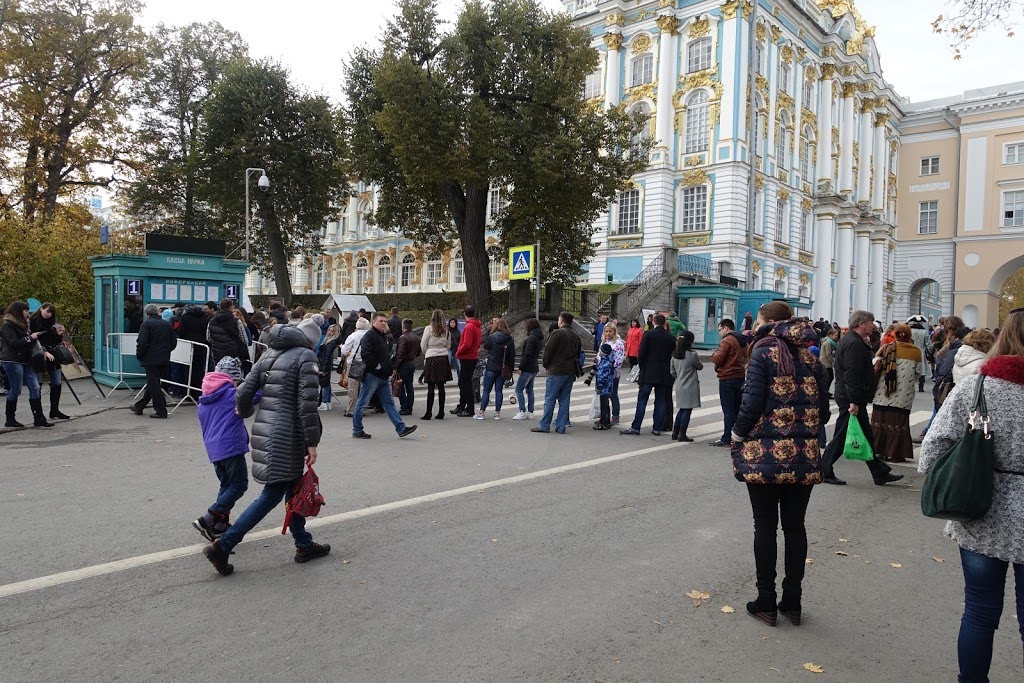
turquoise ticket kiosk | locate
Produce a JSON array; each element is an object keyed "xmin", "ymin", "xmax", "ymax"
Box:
[{"xmin": 89, "ymin": 234, "xmax": 249, "ymax": 388}]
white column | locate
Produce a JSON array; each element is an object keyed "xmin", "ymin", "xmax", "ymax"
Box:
[
  {"xmin": 834, "ymin": 218, "xmax": 854, "ymax": 323},
  {"xmin": 854, "ymin": 229, "xmax": 870, "ymax": 310},
  {"xmin": 720, "ymin": 16, "xmax": 740, "ymax": 143},
  {"xmin": 869, "ymin": 236, "xmax": 885, "ymax": 318},
  {"xmin": 872, "ymin": 113, "xmax": 888, "ymax": 211},
  {"xmin": 654, "ymin": 17, "xmax": 677, "ymax": 156},
  {"xmin": 604, "ymin": 32, "xmax": 622, "ymax": 108},
  {"xmin": 812, "ymin": 209, "xmax": 836, "ymax": 320},
  {"xmin": 856, "ymin": 102, "xmax": 873, "ymax": 204},
  {"xmin": 816, "ymin": 73, "xmax": 834, "ymax": 184},
  {"xmin": 839, "ymin": 83, "xmax": 855, "ymax": 194}
]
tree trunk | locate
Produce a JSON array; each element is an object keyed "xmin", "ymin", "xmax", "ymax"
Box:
[
  {"xmin": 256, "ymin": 192, "xmax": 293, "ymax": 305},
  {"xmin": 442, "ymin": 180, "xmax": 493, "ymax": 316}
]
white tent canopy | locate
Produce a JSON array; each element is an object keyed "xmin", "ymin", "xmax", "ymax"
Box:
[{"xmin": 320, "ymin": 294, "xmax": 375, "ymax": 319}]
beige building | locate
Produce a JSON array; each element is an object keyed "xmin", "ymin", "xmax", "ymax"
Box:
[{"xmin": 895, "ymin": 81, "xmax": 1024, "ymax": 329}]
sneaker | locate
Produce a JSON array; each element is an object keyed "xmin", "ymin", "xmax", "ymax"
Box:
[
  {"xmin": 620, "ymin": 428, "xmax": 640, "ymax": 435},
  {"xmin": 203, "ymin": 540, "xmax": 234, "ymax": 576},
  {"xmin": 512, "ymin": 411, "xmax": 529, "ymax": 420},
  {"xmin": 398, "ymin": 425, "xmax": 418, "ymax": 438},
  {"xmin": 192, "ymin": 517, "xmax": 221, "ymax": 542},
  {"xmin": 611, "ymin": 417, "xmax": 619, "ymax": 425},
  {"xmin": 493, "ymin": 414, "xmax": 501, "ymax": 421},
  {"xmin": 294, "ymin": 542, "xmax": 331, "ymax": 564},
  {"xmin": 530, "ymin": 426, "xmax": 549, "ymax": 433},
  {"xmin": 709, "ymin": 440, "xmax": 731, "ymax": 448},
  {"xmin": 353, "ymin": 431, "xmax": 372, "ymax": 439},
  {"xmin": 318, "ymin": 404, "xmax": 329, "ymax": 412},
  {"xmin": 473, "ymin": 412, "xmax": 485, "ymax": 420}
]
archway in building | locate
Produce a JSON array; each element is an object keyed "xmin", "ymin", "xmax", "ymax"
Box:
[
  {"xmin": 998, "ymin": 267, "xmax": 1024, "ymax": 322},
  {"xmin": 908, "ymin": 278, "xmax": 942, "ymax": 324}
]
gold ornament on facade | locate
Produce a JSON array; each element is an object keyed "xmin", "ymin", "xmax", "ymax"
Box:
[
  {"xmin": 840, "ymin": 81, "xmax": 857, "ymax": 98},
  {"xmin": 799, "ymin": 252, "xmax": 814, "ymax": 266},
  {"xmin": 626, "ymin": 82, "xmax": 658, "ymax": 105},
  {"xmin": 820, "ymin": 63, "xmax": 837, "ymax": 79},
  {"xmin": 775, "ymin": 266, "xmax": 787, "ymax": 279},
  {"xmin": 603, "ymin": 32, "xmax": 623, "ymax": 50},
  {"xmin": 779, "ymin": 169, "xmax": 789, "ymax": 183},
  {"xmin": 780, "ymin": 45, "xmax": 794, "ymax": 63},
  {"xmin": 720, "ymin": 0, "xmax": 739, "ymax": 20},
  {"xmin": 631, "ymin": 33, "xmax": 653, "ymax": 54},
  {"xmin": 771, "ymin": 25, "xmax": 782, "ymax": 42},
  {"xmin": 799, "ymin": 273, "xmax": 810, "ymax": 285},
  {"xmin": 805, "ymin": 66, "xmax": 819, "ymax": 82},
  {"xmin": 874, "ymin": 112, "xmax": 889, "ymax": 126},
  {"xmin": 775, "ymin": 244, "xmax": 791, "ymax": 258},
  {"xmin": 776, "ymin": 92, "xmax": 794, "ymax": 114},
  {"xmin": 778, "ymin": 188, "xmax": 790, "ymax": 201},
  {"xmin": 860, "ymin": 97, "xmax": 875, "ymax": 113},
  {"xmin": 889, "ymin": 140, "xmax": 898, "ymax": 154},
  {"xmin": 801, "ymin": 198, "xmax": 813, "ymax": 211},
  {"xmin": 611, "ymin": 237, "xmax": 643, "ymax": 250},
  {"xmin": 685, "ymin": 155, "xmax": 703, "ymax": 167},
  {"xmin": 683, "ymin": 169, "xmax": 710, "ymax": 186},
  {"xmin": 754, "ymin": 173, "xmax": 765, "ymax": 190},
  {"xmin": 606, "ymin": 12, "xmax": 625, "ymax": 27},
  {"xmin": 857, "ymin": 81, "xmax": 873, "ymax": 94},
  {"xmin": 659, "ymin": 0, "xmax": 674, "ymax": 7},
  {"xmin": 673, "ymin": 232, "xmax": 711, "ymax": 248},
  {"xmin": 688, "ymin": 17, "xmax": 710, "ymax": 37},
  {"xmin": 797, "ymin": 47, "xmax": 807, "ymax": 60},
  {"xmin": 801, "ymin": 109, "xmax": 817, "ymax": 128},
  {"xmin": 625, "ymin": 10, "xmax": 658, "ymax": 25},
  {"xmin": 754, "ymin": 73, "xmax": 770, "ymax": 99},
  {"xmin": 752, "ymin": 259, "xmax": 761, "ymax": 272},
  {"xmin": 656, "ymin": 15, "xmax": 680, "ymax": 34},
  {"xmin": 822, "ymin": 46, "xmax": 835, "ymax": 57},
  {"xmin": 755, "ymin": 22, "xmax": 766, "ymax": 42}
]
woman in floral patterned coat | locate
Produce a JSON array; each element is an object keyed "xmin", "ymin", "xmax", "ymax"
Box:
[{"xmin": 730, "ymin": 301, "xmax": 831, "ymax": 628}]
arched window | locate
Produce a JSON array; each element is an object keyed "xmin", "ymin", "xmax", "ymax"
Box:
[
  {"xmin": 801, "ymin": 125, "xmax": 815, "ymax": 179},
  {"xmin": 452, "ymin": 249, "xmax": 465, "ymax": 285},
  {"xmin": 489, "ymin": 258, "xmax": 507, "ymax": 283},
  {"xmin": 684, "ymin": 90, "xmax": 710, "ymax": 154},
  {"xmin": 376, "ymin": 255, "xmax": 392, "ymax": 292},
  {"xmin": 776, "ymin": 110, "xmax": 791, "ymax": 168},
  {"xmin": 315, "ymin": 260, "xmax": 326, "ymax": 291},
  {"xmin": 803, "ymin": 78, "xmax": 814, "ymax": 111},
  {"xmin": 775, "ymin": 197, "xmax": 787, "ymax": 243},
  {"xmin": 753, "ymin": 94, "xmax": 765, "ymax": 156},
  {"xmin": 631, "ymin": 52, "xmax": 653, "ymax": 87},
  {"xmin": 400, "ymin": 253, "xmax": 416, "ymax": 288},
  {"xmin": 755, "ymin": 41, "xmax": 764, "ymax": 75},
  {"xmin": 779, "ymin": 62, "xmax": 791, "ymax": 94},
  {"xmin": 630, "ymin": 102, "xmax": 652, "ymax": 157},
  {"xmin": 355, "ymin": 257, "xmax": 368, "ymax": 293},
  {"xmin": 800, "ymin": 209, "xmax": 812, "ymax": 251},
  {"xmin": 686, "ymin": 38, "xmax": 712, "ymax": 73}
]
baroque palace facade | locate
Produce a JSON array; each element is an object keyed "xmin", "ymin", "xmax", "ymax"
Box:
[{"xmin": 248, "ymin": 0, "xmax": 903, "ymax": 326}]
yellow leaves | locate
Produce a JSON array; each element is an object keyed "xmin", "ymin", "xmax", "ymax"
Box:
[
  {"xmin": 803, "ymin": 662, "xmax": 825, "ymax": 674},
  {"xmin": 805, "ymin": 558, "xmax": 814, "ymax": 565},
  {"xmin": 686, "ymin": 589, "xmax": 711, "ymax": 607},
  {"xmin": 720, "ymin": 605, "xmax": 735, "ymax": 614},
  {"xmin": 932, "ymin": 556, "xmax": 945, "ymax": 563}
]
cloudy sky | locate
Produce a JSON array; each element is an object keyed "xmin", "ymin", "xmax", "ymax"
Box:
[{"xmin": 139, "ymin": 0, "xmax": 1022, "ymax": 104}]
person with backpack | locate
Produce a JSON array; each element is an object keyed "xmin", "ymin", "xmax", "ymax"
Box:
[
  {"xmin": 202, "ymin": 319, "xmax": 330, "ymax": 576},
  {"xmin": 192, "ymin": 356, "xmax": 258, "ymax": 541},
  {"xmin": 710, "ymin": 318, "xmax": 748, "ymax": 447}
]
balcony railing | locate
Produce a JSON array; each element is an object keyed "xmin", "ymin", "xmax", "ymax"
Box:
[{"xmin": 678, "ymin": 253, "xmax": 713, "ymax": 279}]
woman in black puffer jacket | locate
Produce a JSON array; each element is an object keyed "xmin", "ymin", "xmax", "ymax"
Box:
[
  {"xmin": 2, "ymin": 301, "xmax": 53, "ymax": 428},
  {"xmin": 513, "ymin": 317, "xmax": 543, "ymax": 419},
  {"xmin": 176, "ymin": 305, "xmax": 210, "ymax": 397}
]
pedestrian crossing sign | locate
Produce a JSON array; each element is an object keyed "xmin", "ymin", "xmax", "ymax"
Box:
[{"xmin": 508, "ymin": 245, "xmax": 535, "ymax": 280}]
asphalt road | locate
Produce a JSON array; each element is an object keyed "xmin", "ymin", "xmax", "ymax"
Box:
[{"xmin": 0, "ymin": 367, "xmax": 1019, "ymax": 681}]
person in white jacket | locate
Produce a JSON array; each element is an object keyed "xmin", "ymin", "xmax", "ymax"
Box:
[
  {"xmin": 952, "ymin": 328, "xmax": 994, "ymax": 384},
  {"xmin": 339, "ymin": 317, "xmax": 370, "ymax": 416}
]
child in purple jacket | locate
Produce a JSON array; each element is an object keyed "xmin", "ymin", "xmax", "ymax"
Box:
[{"xmin": 193, "ymin": 356, "xmax": 258, "ymax": 541}]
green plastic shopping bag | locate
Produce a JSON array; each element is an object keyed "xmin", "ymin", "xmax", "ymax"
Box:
[{"xmin": 843, "ymin": 416, "xmax": 873, "ymax": 461}]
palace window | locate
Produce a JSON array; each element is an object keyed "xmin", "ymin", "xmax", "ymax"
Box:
[
  {"xmin": 584, "ymin": 70, "xmax": 603, "ymax": 99},
  {"xmin": 426, "ymin": 259, "xmax": 442, "ymax": 286},
  {"xmin": 801, "ymin": 126, "xmax": 815, "ymax": 179},
  {"xmin": 631, "ymin": 53, "xmax": 654, "ymax": 87},
  {"xmin": 452, "ymin": 249, "xmax": 465, "ymax": 285},
  {"xmin": 918, "ymin": 200, "xmax": 938, "ymax": 234},
  {"xmin": 489, "ymin": 184, "xmax": 508, "ymax": 220},
  {"xmin": 800, "ymin": 210, "xmax": 811, "ymax": 251},
  {"xmin": 779, "ymin": 62, "xmax": 791, "ymax": 94},
  {"xmin": 630, "ymin": 102, "xmax": 652, "ymax": 157},
  {"xmin": 355, "ymin": 257, "xmax": 368, "ymax": 293},
  {"xmin": 920, "ymin": 156, "xmax": 940, "ymax": 176},
  {"xmin": 753, "ymin": 95, "xmax": 765, "ymax": 156},
  {"xmin": 775, "ymin": 198, "xmax": 787, "ymax": 243},
  {"xmin": 687, "ymin": 38, "xmax": 712, "ymax": 73},
  {"xmin": 490, "ymin": 258, "xmax": 507, "ymax": 282},
  {"xmin": 684, "ymin": 90, "xmax": 710, "ymax": 154},
  {"xmin": 616, "ymin": 189, "xmax": 641, "ymax": 235},
  {"xmin": 803, "ymin": 79, "xmax": 814, "ymax": 110},
  {"xmin": 376, "ymin": 255, "xmax": 393, "ymax": 292},
  {"xmin": 400, "ymin": 253, "xmax": 416, "ymax": 288},
  {"xmin": 315, "ymin": 261, "xmax": 326, "ymax": 291},
  {"xmin": 1002, "ymin": 190, "xmax": 1024, "ymax": 227},
  {"xmin": 776, "ymin": 111, "xmax": 791, "ymax": 168},
  {"xmin": 754, "ymin": 189, "xmax": 763, "ymax": 235},
  {"xmin": 1004, "ymin": 142, "xmax": 1024, "ymax": 165},
  {"xmin": 680, "ymin": 186, "xmax": 708, "ymax": 233},
  {"xmin": 755, "ymin": 42, "xmax": 764, "ymax": 75}
]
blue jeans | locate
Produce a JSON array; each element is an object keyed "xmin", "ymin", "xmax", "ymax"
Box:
[
  {"xmin": 210, "ymin": 454, "xmax": 249, "ymax": 516},
  {"xmin": 630, "ymin": 383, "xmax": 669, "ymax": 432},
  {"xmin": 957, "ymin": 547, "xmax": 1024, "ymax": 682},
  {"xmin": 45, "ymin": 362, "xmax": 62, "ymax": 386},
  {"xmin": 217, "ymin": 478, "xmax": 311, "ymax": 553},
  {"xmin": 515, "ymin": 371, "xmax": 537, "ymax": 413},
  {"xmin": 719, "ymin": 378, "xmax": 745, "ymax": 442},
  {"xmin": 449, "ymin": 351, "xmax": 461, "ymax": 378},
  {"xmin": 480, "ymin": 369, "xmax": 503, "ymax": 412},
  {"xmin": 352, "ymin": 372, "xmax": 407, "ymax": 435},
  {"xmin": 538, "ymin": 374, "xmax": 573, "ymax": 432},
  {"xmin": 674, "ymin": 408, "xmax": 693, "ymax": 435},
  {"xmin": 320, "ymin": 385, "xmax": 332, "ymax": 405},
  {"xmin": 1, "ymin": 362, "xmax": 41, "ymax": 401}
]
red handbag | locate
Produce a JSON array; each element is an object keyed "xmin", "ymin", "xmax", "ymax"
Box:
[{"xmin": 281, "ymin": 467, "xmax": 325, "ymax": 534}]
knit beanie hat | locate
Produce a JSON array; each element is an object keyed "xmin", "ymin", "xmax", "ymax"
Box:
[
  {"xmin": 600, "ymin": 343, "xmax": 613, "ymax": 356},
  {"xmin": 356, "ymin": 317, "xmax": 370, "ymax": 330},
  {"xmin": 297, "ymin": 318, "xmax": 322, "ymax": 348},
  {"xmin": 215, "ymin": 356, "xmax": 244, "ymax": 381}
]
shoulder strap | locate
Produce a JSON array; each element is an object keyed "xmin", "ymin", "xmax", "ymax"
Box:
[{"xmin": 972, "ymin": 375, "xmax": 988, "ymax": 417}]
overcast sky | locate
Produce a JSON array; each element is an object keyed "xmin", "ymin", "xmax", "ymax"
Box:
[{"xmin": 139, "ymin": 0, "xmax": 1022, "ymax": 104}]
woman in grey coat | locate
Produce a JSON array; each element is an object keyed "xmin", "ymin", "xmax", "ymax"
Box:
[
  {"xmin": 919, "ymin": 311, "xmax": 1024, "ymax": 681},
  {"xmin": 670, "ymin": 331, "xmax": 702, "ymax": 442}
]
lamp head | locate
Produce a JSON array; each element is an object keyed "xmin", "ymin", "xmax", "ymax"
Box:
[{"xmin": 257, "ymin": 173, "xmax": 270, "ymax": 191}]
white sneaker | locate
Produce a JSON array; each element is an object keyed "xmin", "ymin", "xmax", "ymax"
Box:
[
  {"xmin": 527, "ymin": 412, "xmax": 534, "ymax": 420},
  {"xmin": 473, "ymin": 412, "xmax": 485, "ymax": 420},
  {"xmin": 493, "ymin": 413, "xmax": 501, "ymax": 421},
  {"xmin": 318, "ymin": 404, "xmax": 329, "ymax": 412},
  {"xmin": 512, "ymin": 411, "xmax": 528, "ymax": 420}
]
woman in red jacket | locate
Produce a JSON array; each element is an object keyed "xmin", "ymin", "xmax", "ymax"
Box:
[{"xmin": 625, "ymin": 319, "xmax": 644, "ymax": 367}]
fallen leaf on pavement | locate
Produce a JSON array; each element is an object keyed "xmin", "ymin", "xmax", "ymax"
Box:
[
  {"xmin": 721, "ymin": 605, "xmax": 736, "ymax": 613},
  {"xmin": 686, "ymin": 590, "xmax": 711, "ymax": 600},
  {"xmin": 890, "ymin": 563, "xmax": 903, "ymax": 568},
  {"xmin": 932, "ymin": 557, "xmax": 945, "ymax": 563},
  {"xmin": 692, "ymin": 599, "xmax": 704, "ymax": 607},
  {"xmin": 835, "ymin": 551, "xmax": 849, "ymax": 556},
  {"xmin": 839, "ymin": 538, "xmax": 849, "ymax": 542},
  {"xmin": 359, "ymin": 580, "xmax": 368, "ymax": 585},
  {"xmin": 490, "ymin": 538, "xmax": 498, "ymax": 543},
  {"xmin": 805, "ymin": 558, "xmax": 814, "ymax": 564},
  {"xmin": 769, "ymin": 667, "xmax": 780, "ymax": 672},
  {"xmin": 342, "ymin": 560, "xmax": 351, "ymax": 564},
  {"xmin": 803, "ymin": 662, "xmax": 825, "ymax": 673}
]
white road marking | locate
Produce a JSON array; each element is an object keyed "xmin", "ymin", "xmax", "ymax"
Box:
[{"xmin": 0, "ymin": 441, "xmax": 684, "ymax": 600}]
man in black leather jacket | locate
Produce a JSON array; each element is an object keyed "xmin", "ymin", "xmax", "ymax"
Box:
[{"xmin": 351, "ymin": 312, "xmax": 417, "ymax": 440}]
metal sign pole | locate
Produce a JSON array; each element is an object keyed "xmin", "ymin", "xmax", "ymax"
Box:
[{"xmin": 535, "ymin": 241, "xmax": 541, "ymax": 320}]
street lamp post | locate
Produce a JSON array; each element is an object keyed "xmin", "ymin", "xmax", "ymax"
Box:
[{"xmin": 244, "ymin": 167, "xmax": 270, "ymax": 261}]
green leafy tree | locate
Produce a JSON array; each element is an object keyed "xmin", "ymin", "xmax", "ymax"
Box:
[
  {"xmin": 999, "ymin": 267, "xmax": 1024, "ymax": 322},
  {"xmin": 203, "ymin": 58, "xmax": 350, "ymax": 304},
  {"xmin": 121, "ymin": 21, "xmax": 248, "ymax": 236},
  {"xmin": 0, "ymin": 0, "xmax": 146, "ymax": 220},
  {"xmin": 345, "ymin": 0, "xmax": 650, "ymax": 315}
]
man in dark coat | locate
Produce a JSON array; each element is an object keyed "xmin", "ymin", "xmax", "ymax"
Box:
[
  {"xmin": 339, "ymin": 309, "xmax": 359, "ymax": 344},
  {"xmin": 387, "ymin": 307, "xmax": 403, "ymax": 340},
  {"xmin": 820, "ymin": 310, "xmax": 903, "ymax": 486},
  {"xmin": 176, "ymin": 305, "xmax": 209, "ymax": 398},
  {"xmin": 207, "ymin": 299, "xmax": 250, "ymax": 368},
  {"xmin": 531, "ymin": 311, "xmax": 581, "ymax": 434},
  {"xmin": 621, "ymin": 314, "xmax": 677, "ymax": 436},
  {"xmin": 351, "ymin": 312, "xmax": 417, "ymax": 439},
  {"xmin": 131, "ymin": 304, "xmax": 177, "ymax": 419}
]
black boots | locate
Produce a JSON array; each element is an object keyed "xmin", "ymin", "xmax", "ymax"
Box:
[
  {"xmin": 5, "ymin": 400, "xmax": 24, "ymax": 428},
  {"xmin": 30, "ymin": 398, "xmax": 54, "ymax": 427},
  {"xmin": 49, "ymin": 384, "xmax": 70, "ymax": 419}
]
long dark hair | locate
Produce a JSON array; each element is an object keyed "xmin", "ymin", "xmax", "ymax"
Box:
[
  {"xmin": 5, "ymin": 301, "xmax": 29, "ymax": 328},
  {"xmin": 29, "ymin": 302, "xmax": 56, "ymax": 327},
  {"xmin": 673, "ymin": 330, "xmax": 695, "ymax": 359}
]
